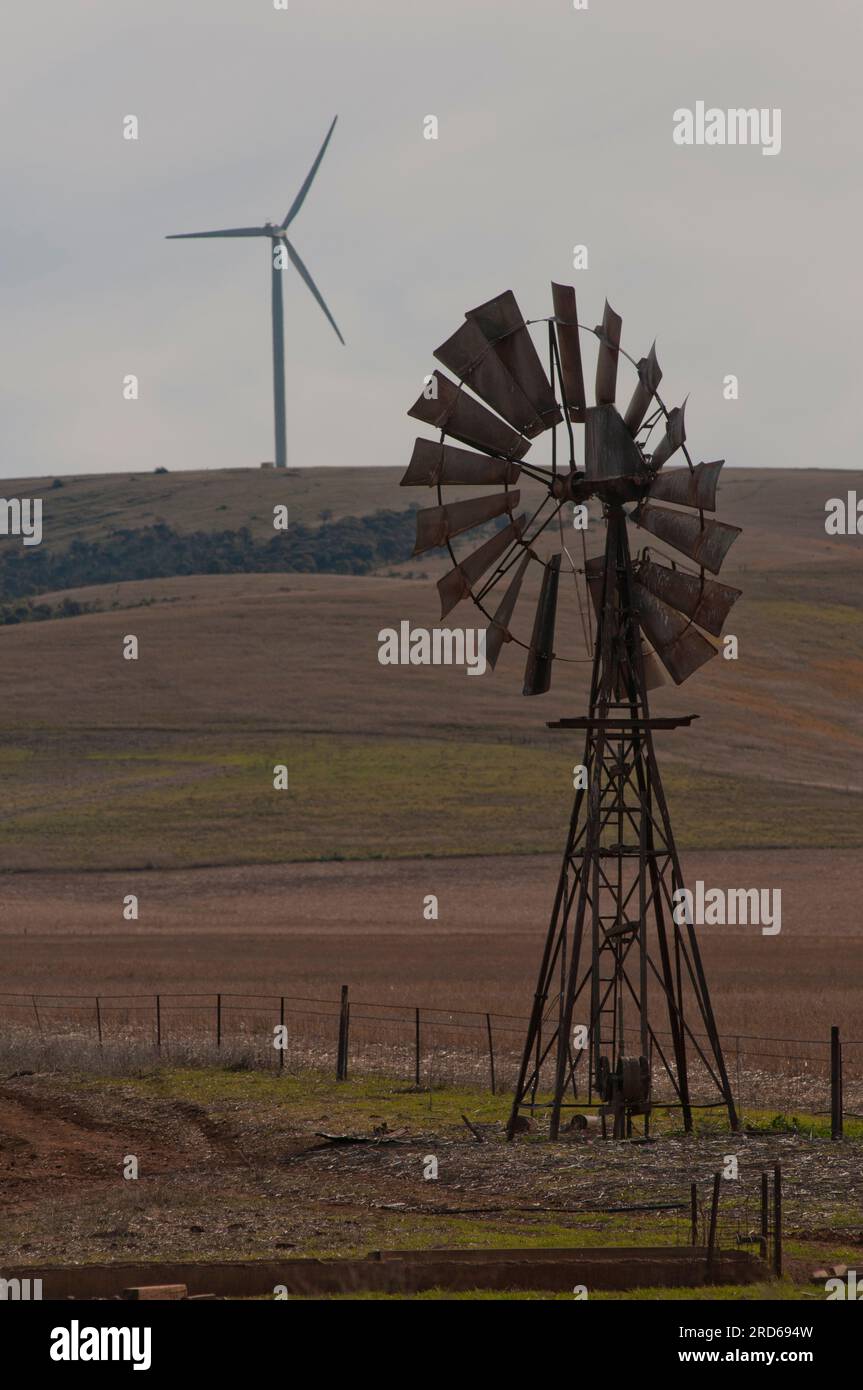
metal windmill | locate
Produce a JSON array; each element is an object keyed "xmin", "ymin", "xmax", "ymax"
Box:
[
  {"xmin": 402, "ymin": 285, "xmax": 742, "ymax": 1140},
  {"xmin": 166, "ymin": 116, "xmax": 344, "ymax": 468}
]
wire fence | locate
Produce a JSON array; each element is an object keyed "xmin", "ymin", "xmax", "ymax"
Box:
[{"xmin": 0, "ymin": 987, "xmax": 859, "ymax": 1120}]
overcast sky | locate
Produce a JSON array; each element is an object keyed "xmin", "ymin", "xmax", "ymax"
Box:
[{"xmin": 2, "ymin": 0, "xmax": 861, "ymax": 479}]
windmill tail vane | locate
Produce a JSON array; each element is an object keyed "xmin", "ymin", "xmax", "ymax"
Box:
[{"xmin": 403, "ymin": 284, "xmax": 742, "ymax": 1139}]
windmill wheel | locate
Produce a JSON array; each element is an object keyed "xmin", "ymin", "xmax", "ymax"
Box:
[{"xmin": 401, "ymin": 286, "xmax": 742, "ymax": 694}]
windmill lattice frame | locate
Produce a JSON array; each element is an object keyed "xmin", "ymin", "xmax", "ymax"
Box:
[{"xmin": 402, "ymin": 285, "xmax": 741, "ymax": 1139}]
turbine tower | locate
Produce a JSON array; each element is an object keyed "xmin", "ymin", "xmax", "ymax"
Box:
[{"xmin": 166, "ymin": 116, "xmax": 344, "ymax": 468}]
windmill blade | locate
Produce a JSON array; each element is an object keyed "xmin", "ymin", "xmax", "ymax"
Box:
[
  {"xmin": 466, "ymin": 291, "xmax": 562, "ymax": 430},
  {"xmin": 648, "ymin": 459, "xmax": 724, "ymax": 511},
  {"xmin": 438, "ymin": 515, "xmax": 526, "ymax": 618},
  {"xmin": 408, "ymin": 372, "xmax": 531, "ymax": 460},
  {"xmin": 584, "ymin": 553, "xmax": 605, "ymax": 619},
  {"xmin": 523, "ymin": 554, "xmax": 562, "ymax": 696},
  {"xmin": 165, "ymin": 227, "xmax": 268, "ymax": 239},
  {"xmin": 623, "ymin": 343, "xmax": 662, "ymax": 435},
  {"xmin": 434, "ymin": 320, "xmax": 545, "ymax": 437},
  {"xmin": 650, "ymin": 402, "xmax": 687, "ymax": 468},
  {"xmin": 585, "ymin": 404, "xmax": 648, "ymax": 483},
  {"xmin": 595, "ymin": 301, "xmax": 622, "ymax": 406},
  {"xmin": 413, "ymin": 491, "xmax": 520, "ymax": 555},
  {"xmin": 641, "ymin": 644, "xmax": 670, "ymax": 691},
  {"xmin": 634, "ymin": 502, "xmax": 741, "ymax": 574},
  {"xmin": 283, "ymin": 237, "xmax": 345, "ymax": 344},
  {"xmin": 282, "ymin": 115, "xmax": 338, "ymax": 229},
  {"xmin": 486, "ymin": 551, "xmax": 531, "ymax": 670},
  {"xmin": 551, "ymin": 283, "xmax": 586, "ymax": 421},
  {"xmin": 635, "ymin": 557, "xmax": 741, "ymax": 637},
  {"xmin": 401, "ymin": 439, "xmax": 520, "ymax": 488},
  {"xmin": 631, "ymin": 583, "xmax": 718, "ymax": 684}
]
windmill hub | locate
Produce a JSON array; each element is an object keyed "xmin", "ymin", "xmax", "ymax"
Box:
[{"xmin": 403, "ymin": 284, "xmax": 742, "ymax": 1141}]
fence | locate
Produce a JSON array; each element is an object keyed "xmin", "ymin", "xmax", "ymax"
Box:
[{"xmin": 0, "ymin": 987, "xmax": 858, "ymax": 1125}]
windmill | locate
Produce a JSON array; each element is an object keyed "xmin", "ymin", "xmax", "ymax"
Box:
[
  {"xmin": 401, "ymin": 285, "xmax": 742, "ymax": 1140},
  {"xmin": 166, "ymin": 116, "xmax": 344, "ymax": 468}
]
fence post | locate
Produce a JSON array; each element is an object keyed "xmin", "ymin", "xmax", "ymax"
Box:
[
  {"xmin": 690, "ymin": 1182, "xmax": 698, "ymax": 1245},
  {"xmin": 31, "ymin": 996, "xmax": 43, "ymax": 1038},
  {"xmin": 216, "ymin": 994, "xmax": 221, "ymax": 1049},
  {"xmin": 773, "ymin": 1164, "xmax": 782, "ymax": 1278},
  {"xmin": 279, "ymin": 996, "xmax": 285, "ymax": 1072},
  {"xmin": 336, "ymin": 985, "xmax": 349, "ymax": 1081},
  {"xmin": 95, "ymin": 997, "xmax": 103, "ymax": 1047},
  {"xmin": 414, "ymin": 1007, "xmax": 421, "ymax": 1086},
  {"xmin": 830, "ymin": 1026, "xmax": 843, "ymax": 1140},
  {"xmin": 155, "ymin": 994, "xmax": 161, "ymax": 1051},
  {"xmin": 486, "ymin": 1014, "xmax": 496, "ymax": 1095},
  {"xmin": 760, "ymin": 1170, "xmax": 769, "ymax": 1262},
  {"xmin": 706, "ymin": 1172, "xmax": 721, "ymax": 1278}
]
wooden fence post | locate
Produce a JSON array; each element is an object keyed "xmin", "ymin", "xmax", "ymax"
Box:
[
  {"xmin": 31, "ymin": 996, "xmax": 43, "ymax": 1038},
  {"xmin": 336, "ymin": 985, "xmax": 349, "ymax": 1081},
  {"xmin": 706, "ymin": 1172, "xmax": 721, "ymax": 1279},
  {"xmin": 414, "ymin": 1007, "xmax": 421, "ymax": 1087},
  {"xmin": 690, "ymin": 1183, "xmax": 698, "ymax": 1245},
  {"xmin": 486, "ymin": 1014, "xmax": 496, "ymax": 1095},
  {"xmin": 95, "ymin": 997, "xmax": 103, "ymax": 1047},
  {"xmin": 760, "ymin": 1170, "xmax": 769, "ymax": 1262},
  {"xmin": 155, "ymin": 994, "xmax": 161, "ymax": 1051},
  {"xmin": 279, "ymin": 996, "xmax": 285, "ymax": 1072},
  {"xmin": 831, "ymin": 1026, "xmax": 843, "ymax": 1140},
  {"xmin": 773, "ymin": 1164, "xmax": 782, "ymax": 1278},
  {"xmin": 216, "ymin": 994, "xmax": 221, "ymax": 1049}
]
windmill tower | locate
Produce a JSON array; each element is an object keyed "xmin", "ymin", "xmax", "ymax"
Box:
[{"xmin": 401, "ymin": 286, "xmax": 741, "ymax": 1139}]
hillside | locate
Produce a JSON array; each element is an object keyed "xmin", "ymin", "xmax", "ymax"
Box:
[{"xmin": 0, "ymin": 464, "xmax": 860, "ymax": 872}]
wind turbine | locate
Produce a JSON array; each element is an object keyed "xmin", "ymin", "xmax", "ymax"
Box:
[{"xmin": 166, "ymin": 116, "xmax": 344, "ymax": 468}]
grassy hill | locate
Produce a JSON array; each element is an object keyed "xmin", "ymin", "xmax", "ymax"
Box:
[{"xmin": 0, "ymin": 464, "xmax": 860, "ymax": 871}]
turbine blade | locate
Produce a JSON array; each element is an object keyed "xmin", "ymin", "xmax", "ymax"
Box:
[
  {"xmin": 650, "ymin": 402, "xmax": 687, "ymax": 468},
  {"xmin": 165, "ymin": 227, "xmax": 268, "ymax": 238},
  {"xmin": 631, "ymin": 582, "xmax": 718, "ymax": 684},
  {"xmin": 595, "ymin": 300, "xmax": 622, "ymax": 406},
  {"xmin": 434, "ymin": 319, "xmax": 545, "ymax": 437},
  {"xmin": 282, "ymin": 115, "xmax": 338, "ymax": 229},
  {"xmin": 648, "ymin": 459, "xmax": 724, "ymax": 511},
  {"xmin": 585, "ymin": 404, "xmax": 648, "ymax": 483},
  {"xmin": 486, "ymin": 552, "xmax": 531, "ymax": 670},
  {"xmin": 408, "ymin": 371, "xmax": 531, "ymax": 460},
  {"xmin": 465, "ymin": 290, "xmax": 562, "ymax": 430},
  {"xmin": 413, "ymin": 491, "xmax": 520, "ymax": 554},
  {"xmin": 437, "ymin": 515, "xmax": 526, "ymax": 618},
  {"xmin": 284, "ymin": 238, "xmax": 345, "ymax": 344},
  {"xmin": 550, "ymin": 282, "xmax": 586, "ymax": 422},
  {"xmin": 523, "ymin": 553, "xmax": 561, "ymax": 696},
  {"xmin": 623, "ymin": 343, "xmax": 662, "ymax": 435},
  {"xmin": 635, "ymin": 557, "xmax": 741, "ymax": 637},
  {"xmin": 400, "ymin": 438, "xmax": 520, "ymax": 487},
  {"xmin": 634, "ymin": 502, "xmax": 741, "ymax": 574}
]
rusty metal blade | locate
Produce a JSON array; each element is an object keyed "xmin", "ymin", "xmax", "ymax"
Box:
[
  {"xmin": 623, "ymin": 343, "xmax": 662, "ymax": 435},
  {"xmin": 413, "ymin": 490, "xmax": 520, "ymax": 555},
  {"xmin": 634, "ymin": 503, "xmax": 741, "ymax": 574},
  {"xmin": 635, "ymin": 557, "xmax": 741, "ymax": 637},
  {"xmin": 647, "ymin": 459, "xmax": 723, "ymax": 511},
  {"xmin": 650, "ymin": 402, "xmax": 687, "ymax": 468},
  {"xmin": 434, "ymin": 320, "xmax": 545, "ymax": 438},
  {"xmin": 595, "ymin": 300, "xmax": 622, "ymax": 406},
  {"xmin": 641, "ymin": 643, "xmax": 670, "ymax": 691},
  {"xmin": 437, "ymin": 515, "xmax": 526, "ymax": 618},
  {"xmin": 585, "ymin": 404, "xmax": 648, "ymax": 483},
  {"xmin": 486, "ymin": 551, "xmax": 531, "ymax": 670},
  {"xmin": 551, "ymin": 283, "xmax": 586, "ymax": 422},
  {"xmin": 632, "ymin": 582, "xmax": 718, "ymax": 684},
  {"xmin": 523, "ymin": 554, "xmax": 561, "ymax": 696},
  {"xmin": 401, "ymin": 438, "xmax": 521, "ymax": 487},
  {"xmin": 584, "ymin": 553, "xmax": 605, "ymax": 619},
  {"xmin": 466, "ymin": 291, "xmax": 562, "ymax": 431},
  {"xmin": 408, "ymin": 371, "xmax": 530, "ymax": 460}
]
